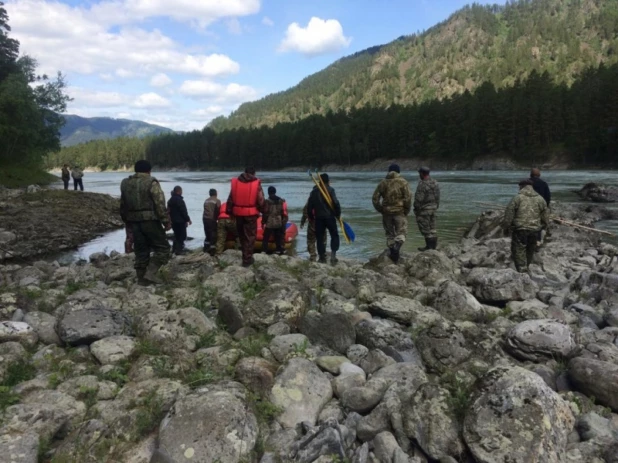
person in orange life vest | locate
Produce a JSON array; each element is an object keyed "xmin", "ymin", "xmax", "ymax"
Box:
[
  {"xmin": 226, "ymin": 166, "xmax": 265, "ymax": 267},
  {"xmin": 215, "ymin": 203, "xmax": 239, "ymax": 255},
  {"xmin": 262, "ymin": 186, "xmax": 288, "ymax": 255}
]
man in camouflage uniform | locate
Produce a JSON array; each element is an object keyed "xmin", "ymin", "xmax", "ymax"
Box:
[
  {"xmin": 503, "ymin": 178, "xmax": 550, "ymax": 273},
  {"xmin": 215, "ymin": 214, "xmax": 238, "ymax": 255},
  {"xmin": 120, "ymin": 160, "xmax": 171, "ymax": 285},
  {"xmin": 414, "ymin": 166, "xmax": 440, "ymax": 251},
  {"xmin": 300, "ymin": 200, "xmax": 326, "ymax": 262},
  {"xmin": 372, "ymin": 163, "xmax": 412, "ymax": 263}
]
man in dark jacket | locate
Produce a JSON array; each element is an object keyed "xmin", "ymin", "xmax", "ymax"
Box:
[
  {"xmin": 61, "ymin": 164, "xmax": 71, "ymax": 190},
  {"xmin": 307, "ymin": 173, "xmax": 341, "ymax": 265},
  {"xmin": 203, "ymin": 189, "xmax": 220, "ymax": 253},
  {"xmin": 167, "ymin": 186, "xmax": 192, "ymax": 255},
  {"xmin": 262, "ymin": 186, "xmax": 288, "ymax": 255},
  {"xmin": 530, "ymin": 168, "xmax": 551, "ymax": 244}
]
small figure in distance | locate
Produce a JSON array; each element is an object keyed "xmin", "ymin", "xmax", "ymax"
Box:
[
  {"xmin": 414, "ymin": 166, "xmax": 440, "ymax": 251},
  {"xmin": 227, "ymin": 166, "xmax": 265, "ymax": 267},
  {"xmin": 120, "ymin": 160, "xmax": 171, "ymax": 285},
  {"xmin": 71, "ymin": 165, "xmax": 84, "ymax": 191},
  {"xmin": 167, "ymin": 186, "xmax": 192, "ymax": 256},
  {"xmin": 203, "ymin": 188, "xmax": 220, "ymax": 254},
  {"xmin": 372, "ymin": 163, "xmax": 412, "ymax": 263},
  {"xmin": 307, "ymin": 173, "xmax": 341, "ymax": 265},
  {"xmin": 503, "ymin": 178, "xmax": 550, "ymax": 273},
  {"xmin": 300, "ymin": 199, "xmax": 325, "ymax": 262},
  {"xmin": 61, "ymin": 164, "xmax": 71, "ymax": 190},
  {"xmin": 530, "ymin": 167, "xmax": 552, "ymax": 246},
  {"xmin": 262, "ymin": 186, "xmax": 288, "ymax": 255}
]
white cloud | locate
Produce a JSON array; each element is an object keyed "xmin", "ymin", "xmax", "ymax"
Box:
[
  {"xmin": 67, "ymin": 87, "xmax": 131, "ymax": 107},
  {"xmin": 278, "ymin": 17, "xmax": 351, "ymax": 56},
  {"xmin": 150, "ymin": 73, "xmax": 172, "ymax": 87},
  {"xmin": 226, "ymin": 18, "xmax": 242, "ymax": 35},
  {"xmin": 179, "ymin": 80, "xmax": 258, "ymax": 103},
  {"xmin": 262, "ymin": 16, "xmax": 274, "ymax": 26},
  {"xmin": 133, "ymin": 92, "xmax": 171, "ymax": 108}
]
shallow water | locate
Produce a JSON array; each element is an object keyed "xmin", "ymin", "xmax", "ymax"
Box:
[{"xmin": 52, "ymin": 170, "xmax": 618, "ymax": 262}]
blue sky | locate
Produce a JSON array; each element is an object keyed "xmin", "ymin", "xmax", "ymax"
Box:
[{"xmin": 6, "ymin": 0, "xmax": 505, "ymax": 131}]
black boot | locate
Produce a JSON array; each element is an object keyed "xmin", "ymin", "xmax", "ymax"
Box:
[
  {"xmin": 391, "ymin": 241, "xmax": 402, "ymax": 263},
  {"xmin": 330, "ymin": 252, "xmax": 338, "ymax": 265},
  {"xmin": 318, "ymin": 254, "xmax": 327, "ymax": 264},
  {"xmin": 429, "ymin": 237, "xmax": 438, "ymax": 250},
  {"xmin": 418, "ymin": 238, "xmax": 430, "ymax": 252}
]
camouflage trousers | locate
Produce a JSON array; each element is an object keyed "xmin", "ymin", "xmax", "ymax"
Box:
[
  {"xmin": 216, "ymin": 218, "xmax": 238, "ymax": 255},
  {"xmin": 511, "ymin": 229, "xmax": 539, "ymax": 271},
  {"xmin": 382, "ymin": 214, "xmax": 408, "ymax": 248},
  {"xmin": 236, "ymin": 216, "xmax": 258, "ymax": 265},
  {"xmin": 306, "ymin": 223, "xmax": 327, "ymax": 261},
  {"xmin": 416, "ymin": 213, "xmax": 437, "ymax": 239},
  {"xmin": 130, "ymin": 220, "xmax": 171, "ymax": 271}
]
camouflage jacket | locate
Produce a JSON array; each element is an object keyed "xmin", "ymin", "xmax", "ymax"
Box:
[
  {"xmin": 372, "ymin": 172, "xmax": 412, "ymax": 215},
  {"xmin": 503, "ymin": 186, "xmax": 550, "ymax": 231},
  {"xmin": 61, "ymin": 167, "xmax": 70, "ymax": 180},
  {"xmin": 263, "ymin": 195, "xmax": 287, "ymax": 229},
  {"xmin": 120, "ymin": 173, "xmax": 169, "ymax": 226},
  {"xmin": 414, "ymin": 177, "xmax": 440, "ymax": 215}
]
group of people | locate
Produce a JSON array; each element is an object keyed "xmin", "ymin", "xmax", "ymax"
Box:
[{"xmin": 60, "ymin": 164, "xmax": 85, "ymax": 191}]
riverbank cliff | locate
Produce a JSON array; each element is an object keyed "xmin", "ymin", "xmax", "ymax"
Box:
[{"xmin": 0, "ymin": 203, "xmax": 618, "ymax": 462}]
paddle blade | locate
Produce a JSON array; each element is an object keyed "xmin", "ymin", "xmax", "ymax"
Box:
[{"xmin": 343, "ymin": 221, "xmax": 355, "ymax": 243}]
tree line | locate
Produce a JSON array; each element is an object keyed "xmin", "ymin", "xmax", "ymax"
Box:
[{"xmin": 49, "ymin": 62, "xmax": 618, "ymax": 170}]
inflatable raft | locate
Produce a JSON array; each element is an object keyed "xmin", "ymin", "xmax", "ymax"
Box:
[{"xmin": 224, "ymin": 217, "xmax": 299, "ymax": 252}]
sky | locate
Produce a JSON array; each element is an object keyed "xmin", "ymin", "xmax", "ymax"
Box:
[{"xmin": 6, "ymin": 0, "xmax": 506, "ymax": 132}]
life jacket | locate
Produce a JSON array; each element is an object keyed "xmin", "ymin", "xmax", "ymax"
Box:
[
  {"xmin": 120, "ymin": 174, "xmax": 158, "ymax": 222},
  {"xmin": 218, "ymin": 207, "xmax": 231, "ymax": 220},
  {"xmin": 231, "ymin": 177, "xmax": 260, "ymax": 216}
]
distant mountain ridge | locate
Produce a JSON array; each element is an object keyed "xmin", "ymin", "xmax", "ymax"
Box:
[
  {"xmin": 210, "ymin": 0, "xmax": 618, "ymax": 131},
  {"xmin": 60, "ymin": 114, "xmax": 175, "ymax": 146}
]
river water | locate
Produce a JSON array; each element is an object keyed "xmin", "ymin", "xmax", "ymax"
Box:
[{"xmin": 52, "ymin": 171, "xmax": 618, "ymax": 262}]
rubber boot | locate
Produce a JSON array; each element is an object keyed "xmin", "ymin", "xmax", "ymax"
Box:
[
  {"xmin": 429, "ymin": 237, "xmax": 438, "ymax": 250},
  {"xmin": 391, "ymin": 241, "xmax": 402, "ymax": 263},
  {"xmin": 418, "ymin": 238, "xmax": 430, "ymax": 252},
  {"xmin": 318, "ymin": 254, "xmax": 327, "ymax": 264},
  {"xmin": 143, "ymin": 262, "xmax": 163, "ymax": 285},
  {"xmin": 330, "ymin": 252, "xmax": 338, "ymax": 265},
  {"xmin": 136, "ymin": 268, "xmax": 151, "ymax": 286}
]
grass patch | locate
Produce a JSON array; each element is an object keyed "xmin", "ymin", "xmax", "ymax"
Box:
[
  {"xmin": 78, "ymin": 386, "xmax": 99, "ymax": 410},
  {"xmin": 240, "ymin": 281, "xmax": 267, "ymax": 301},
  {"xmin": 134, "ymin": 339, "xmax": 163, "ymax": 357},
  {"xmin": 194, "ymin": 285, "xmax": 218, "ymax": 313},
  {"xmin": 0, "ymin": 386, "xmax": 20, "ymax": 414},
  {"xmin": 0, "ymin": 164, "xmax": 59, "ymax": 189},
  {"xmin": 3, "ymin": 361, "xmax": 36, "ymax": 387},
  {"xmin": 441, "ymin": 371, "xmax": 474, "ymax": 423},
  {"xmin": 235, "ymin": 333, "xmax": 273, "ymax": 358},
  {"xmin": 64, "ymin": 279, "xmax": 93, "ymax": 295},
  {"xmin": 473, "ymin": 311, "xmax": 500, "ymax": 324},
  {"xmin": 131, "ymin": 389, "xmax": 166, "ymax": 441},
  {"xmin": 248, "ymin": 393, "xmax": 282, "ymax": 425},
  {"xmin": 97, "ymin": 361, "xmax": 130, "ymax": 387}
]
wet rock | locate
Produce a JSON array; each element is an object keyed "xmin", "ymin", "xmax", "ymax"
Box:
[
  {"xmin": 157, "ymin": 382, "xmax": 258, "ymax": 463},
  {"xmin": 271, "ymin": 358, "xmax": 333, "ymax": 429},
  {"xmin": 139, "ymin": 308, "xmax": 216, "ymax": 351},
  {"xmin": 90, "ymin": 335, "xmax": 136, "ymax": 365},
  {"xmin": 569, "ymin": 357, "xmax": 618, "ymax": 411},
  {"xmin": 300, "ymin": 312, "xmax": 356, "ymax": 354},
  {"xmin": 0, "ymin": 321, "xmax": 37, "ymax": 347},
  {"xmin": 577, "ymin": 183, "xmax": 618, "ymax": 203},
  {"xmin": 505, "ymin": 319, "xmax": 575, "ymax": 362},
  {"xmin": 432, "ymin": 280, "xmax": 485, "ymax": 321},
  {"xmin": 0, "ymin": 431, "xmax": 39, "ymax": 463},
  {"xmin": 23, "ymin": 311, "xmax": 60, "ymax": 346},
  {"xmin": 463, "ymin": 366, "xmax": 575, "ymax": 463},
  {"xmin": 234, "ymin": 357, "xmax": 278, "ymax": 395},
  {"xmin": 466, "ymin": 268, "xmax": 538, "ymax": 304},
  {"xmin": 269, "ymin": 334, "xmax": 310, "ymax": 363},
  {"xmin": 56, "ymin": 300, "xmax": 132, "ymax": 346}
]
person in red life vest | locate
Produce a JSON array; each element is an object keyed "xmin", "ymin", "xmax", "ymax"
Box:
[
  {"xmin": 262, "ymin": 186, "xmax": 288, "ymax": 255},
  {"xmin": 226, "ymin": 166, "xmax": 265, "ymax": 267}
]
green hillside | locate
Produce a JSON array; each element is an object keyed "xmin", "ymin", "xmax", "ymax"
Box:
[{"xmin": 211, "ymin": 0, "xmax": 618, "ymax": 131}]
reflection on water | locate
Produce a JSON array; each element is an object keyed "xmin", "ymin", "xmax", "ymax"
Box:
[{"xmin": 52, "ymin": 170, "xmax": 618, "ymax": 262}]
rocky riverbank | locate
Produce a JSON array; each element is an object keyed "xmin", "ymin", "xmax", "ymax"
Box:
[
  {"xmin": 1, "ymin": 204, "xmax": 618, "ymax": 462},
  {"xmin": 0, "ymin": 188, "xmax": 123, "ymax": 262}
]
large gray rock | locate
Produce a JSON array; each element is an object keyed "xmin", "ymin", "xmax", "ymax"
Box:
[
  {"xmin": 332, "ymin": 363, "xmax": 366, "ymax": 399},
  {"xmin": 404, "ymin": 250, "xmax": 455, "ymax": 285},
  {"xmin": 243, "ymin": 283, "xmax": 309, "ymax": 329},
  {"xmin": 23, "ymin": 311, "xmax": 61, "ymax": 345},
  {"xmin": 269, "ymin": 334, "xmax": 310, "ymax": 363},
  {"xmin": 574, "ymin": 271, "xmax": 618, "ymax": 305},
  {"xmin": 271, "ymin": 358, "xmax": 333, "ymax": 429},
  {"xmin": 466, "ymin": 268, "xmax": 538, "ymax": 303},
  {"xmin": 157, "ymin": 382, "xmax": 258, "ymax": 463},
  {"xmin": 56, "ymin": 300, "xmax": 132, "ymax": 346},
  {"xmin": 0, "ymin": 322, "xmax": 37, "ymax": 347},
  {"xmin": 432, "ymin": 280, "xmax": 485, "ymax": 321},
  {"xmin": 403, "ymin": 383, "xmax": 464, "ymax": 460},
  {"xmin": 463, "ymin": 366, "xmax": 575, "ymax": 463},
  {"xmin": 234, "ymin": 357, "xmax": 278, "ymax": 395},
  {"xmin": 367, "ymin": 294, "xmax": 443, "ymax": 327},
  {"xmin": 505, "ymin": 319, "xmax": 575, "ymax": 362},
  {"xmin": 90, "ymin": 335, "xmax": 136, "ymax": 365},
  {"xmin": 415, "ymin": 320, "xmax": 471, "ymax": 374},
  {"xmin": 0, "ymin": 432, "xmax": 39, "ymax": 463},
  {"xmin": 576, "ymin": 412, "xmax": 617, "ymax": 442},
  {"xmin": 372, "ymin": 431, "xmax": 411, "ymax": 463},
  {"xmin": 139, "ymin": 308, "xmax": 216, "ymax": 351},
  {"xmin": 569, "ymin": 357, "xmax": 618, "ymax": 411},
  {"xmin": 355, "ymin": 318, "xmax": 421, "ymax": 363},
  {"xmin": 289, "ymin": 420, "xmax": 347, "ymax": 463},
  {"xmin": 300, "ymin": 312, "xmax": 356, "ymax": 354}
]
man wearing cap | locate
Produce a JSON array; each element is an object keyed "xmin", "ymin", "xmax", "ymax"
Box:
[
  {"xmin": 414, "ymin": 166, "xmax": 440, "ymax": 251},
  {"xmin": 372, "ymin": 163, "xmax": 412, "ymax": 263},
  {"xmin": 120, "ymin": 160, "xmax": 171, "ymax": 285},
  {"xmin": 503, "ymin": 179, "xmax": 550, "ymax": 273}
]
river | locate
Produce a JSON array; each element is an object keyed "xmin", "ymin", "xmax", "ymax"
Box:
[{"xmin": 52, "ymin": 170, "xmax": 618, "ymax": 262}]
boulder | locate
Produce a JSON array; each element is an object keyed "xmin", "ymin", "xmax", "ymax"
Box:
[
  {"xmin": 269, "ymin": 334, "xmax": 310, "ymax": 363},
  {"xmin": 464, "ymin": 366, "xmax": 575, "ymax": 463},
  {"xmin": 367, "ymin": 294, "xmax": 443, "ymax": 327},
  {"xmin": 404, "ymin": 250, "xmax": 455, "ymax": 285},
  {"xmin": 346, "ymin": 344, "xmax": 369, "ymax": 365},
  {"xmin": 139, "ymin": 308, "xmax": 216, "ymax": 351},
  {"xmin": 357, "ymin": 402, "xmax": 390, "ymax": 442},
  {"xmin": 372, "ymin": 431, "xmax": 410, "ymax": 463},
  {"xmin": 217, "ymin": 296, "xmax": 245, "ymax": 333},
  {"xmin": 466, "ymin": 268, "xmax": 538, "ymax": 304},
  {"xmin": 157, "ymin": 382, "xmax": 258, "ymax": 463},
  {"xmin": 432, "ymin": 280, "xmax": 485, "ymax": 321},
  {"xmin": 271, "ymin": 358, "xmax": 333, "ymax": 429},
  {"xmin": 568, "ymin": 357, "xmax": 618, "ymax": 411},
  {"xmin": 0, "ymin": 322, "xmax": 37, "ymax": 347},
  {"xmin": 56, "ymin": 300, "xmax": 132, "ymax": 346},
  {"xmin": 300, "ymin": 312, "xmax": 355, "ymax": 354},
  {"xmin": 505, "ymin": 299, "xmax": 550, "ymax": 321},
  {"xmin": 90, "ymin": 335, "xmax": 136, "ymax": 365},
  {"xmin": 57, "ymin": 375, "xmax": 118, "ymax": 400},
  {"xmin": 355, "ymin": 318, "xmax": 419, "ymax": 362},
  {"xmin": 359, "ymin": 349, "xmax": 396, "ymax": 375},
  {"xmin": 416, "ymin": 320, "xmax": 471, "ymax": 374},
  {"xmin": 315, "ymin": 356, "xmax": 350, "ymax": 375},
  {"xmin": 234, "ymin": 357, "xmax": 278, "ymax": 395},
  {"xmin": 605, "ymin": 307, "xmax": 618, "ymax": 327},
  {"xmin": 0, "ymin": 432, "xmax": 39, "ymax": 463},
  {"xmin": 333, "ymin": 363, "xmax": 366, "ymax": 399},
  {"xmin": 243, "ymin": 283, "xmax": 309, "ymax": 329},
  {"xmin": 577, "ymin": 183, "xmax": 618, "ymax": 203},
  {"xmin": 289, "ymin": 420, "xmax": 347, "ymax": 462},
  {"xmin": 505, "ymin": 319, "xmax": 575, "ymax": 362},
  {"xmin": 576, "ymin": 412, "xmax": 617, "ymax": 442},
  {"xmin": 23, "ymin": 311, "xmax": 61, "ymax": 346}
]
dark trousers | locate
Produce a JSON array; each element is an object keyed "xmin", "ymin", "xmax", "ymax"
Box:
[
  {"xmin": 236, "ymin": 216, "xmax": 258, "ymax": 264},
  {"xmin": 131, "ymin": 221, "xmax": 171, "ymax": 271},
  {"xmin": 315, "ymin": 217, "xmax": 340, "ymax": 258},
  {"xmin": 63, "ymin": 178, "xmax": 70, "ymax": 190},
  {"xmin": 172, "ymin": 222, "xmax": 187, "ymax": 253},
  {"xmin": 73, "ymin": 178, "xmax": 83, "ymax": 191},
  {"xmin": 511, "ymin": 229, "xmax": 539, "ymax": 271},
  {"xmin": 203, "ymin": 219, "xmax": 217, "ymax": 248},
  {"xmin": 262, "ymin": 227, "xmax": 285, "ymax": 254}
]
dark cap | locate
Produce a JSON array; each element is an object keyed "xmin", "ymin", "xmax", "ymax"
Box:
[
  {"xmin": 268, "ymin": 186, "xmax": 276, "ymax": 194},
  {"xmin": 134, "ymin": 160, "xmax": 152, "ymax": 173},
  {"xmin": 388, "ymin": 163, "xmax": 400, "ymax": 173},
  {"xmin": 418, "ymin": 166, "xmax": 430, "ymax": 174},
  {"xmin": 320, "ymin": 173, "xmax": 329, "ymax": 183},
  {"xmin": 519, "ymin": 178, "xmax": 533, "ymax": 186},
  {"xmin": 209, "ymin": 189, "xmax": 217, "ymax": 196}
]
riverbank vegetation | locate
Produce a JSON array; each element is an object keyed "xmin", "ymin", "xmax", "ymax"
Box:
[
  {"xmin": 50, "ymin": 63, "xmax": 618, "ymax": 170},
  {"xmin": 0, "ymin": 2, "xmax": 69, "ymax": 187}
]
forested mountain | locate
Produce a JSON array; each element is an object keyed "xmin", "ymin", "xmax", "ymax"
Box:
[
  {"xmin": 60, "ymin": 115, "xmax": 174, "ymax": 147},
  {"xmin": 210, "ymin": 0, "xmax": 618, "ymax": 131}
]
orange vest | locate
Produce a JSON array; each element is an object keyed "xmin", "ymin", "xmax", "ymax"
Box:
[
  {"xmin": 231, "ymin": 177, "xmax": 260, "ymax": 216},
  {"xmin": 218, "ymin": 207, "xmax": 231, "ymax": 220}
]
